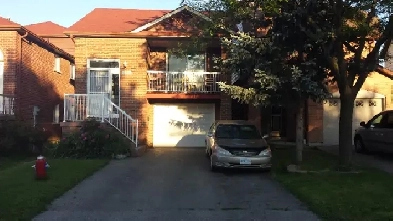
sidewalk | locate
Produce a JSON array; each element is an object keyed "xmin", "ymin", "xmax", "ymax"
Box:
[{"xmin": 318, "ymin": 145, "xmax": 393, "ymax": 175}]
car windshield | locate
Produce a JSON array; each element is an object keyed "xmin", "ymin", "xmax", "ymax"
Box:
[{"xmin": 215, "ymin": 124, "xmax": 261, "ymax": 139}]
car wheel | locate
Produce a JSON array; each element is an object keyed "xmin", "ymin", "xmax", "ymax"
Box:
[{"xmin": 354, "ymin": 137, "xmax": 366, "ymax": 153}]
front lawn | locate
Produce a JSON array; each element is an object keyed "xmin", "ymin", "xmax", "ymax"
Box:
[
  {"xmin": 0, "ymin": 158, "xmax": 109, "ymax": 221},
  {"xmin": 271, "ymin": 147, "xmax": 393, "ymax": 221}
]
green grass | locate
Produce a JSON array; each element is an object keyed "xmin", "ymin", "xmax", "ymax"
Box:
[
  {"xmin": 271, "ymin": 148, "xmax": 393, "ymax": 221},
  {"xmin": 0, "ymin": 158, "xmax": 109, "ymax": 221}
]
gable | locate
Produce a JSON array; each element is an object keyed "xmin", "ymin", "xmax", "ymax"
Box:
[
  {"xmin": 131, "ymin": 6, "xmax": 211, "ymax": 34},
  {"xmin": 141, "ymin": 10, "xmax": 209, "ymax": 35}
]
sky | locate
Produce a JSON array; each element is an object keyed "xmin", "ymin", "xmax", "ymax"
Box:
[{"xmin": 0, "ymin": 0, "xmax": 183, "ymax": 27}]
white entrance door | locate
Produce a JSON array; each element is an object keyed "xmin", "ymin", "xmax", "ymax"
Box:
[
  {"xmin": 323, "ymin": 97, "xmax": 384, "ymax": 145},
  {"xmin": 153, "ymin": 103, "xmax": 215, "ymax": 147},
  {"xmin": 88, "ymin": 70, "xmax": 111, "ymax": 117}
]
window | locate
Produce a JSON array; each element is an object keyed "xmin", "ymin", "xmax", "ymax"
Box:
[
  {"xmin": 377, "ymin": 42, "xmax": 385, "ymax": 67},
  {"xmin": 368, "ymin": 113, "xmax": 384, "ymax": 128},
  {"xmin": 167, "ymin": 53, "xmax": 206, "ymax": 72},
  {"xmin": 54, "ymin": 55, "xmax": 61, "ymax": 73},
  {"xmin": 53, "ymin": 104, "xmax": 60, "ymax": 123},
  {"xmin": 70, "ymin": 63, "xmax": 75, "ymax": 80},
  {"xmin": 215, "ymin": 124, "xmax": 261, "ymax": 139}
]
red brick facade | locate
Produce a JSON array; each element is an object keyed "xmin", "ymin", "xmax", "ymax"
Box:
[
  {"xmin": 73, "ymin": 36, "xmax": 231, "ymax": 146},
  {"xmin": 0, "ymin": 30, "xmax": 75, "ymax": 140}
]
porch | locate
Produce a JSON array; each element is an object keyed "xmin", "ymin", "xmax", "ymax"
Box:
[
  {"xmin": 147, "ymin": 71, "xmax": 221, "ymax": 93},
  {"xmin": 62, "ymin": 94, "xmax": 139, "ymax": 146},
  {"xmin": 0, "ymin": 94, "xmax": 15, "ymax": 116}
]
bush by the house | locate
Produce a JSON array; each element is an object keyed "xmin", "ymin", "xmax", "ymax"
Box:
[
  {"xmin": 48, "ymin": 119, "xmax": 130, "ymax": 159},
  {"xmin": 0, "ymin": 120, "xmax": 49, "ymax": 156}
]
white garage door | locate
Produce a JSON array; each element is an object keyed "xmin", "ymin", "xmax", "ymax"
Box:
[
  {"xmin": 153, "ymin": 103, "xmax": 215, "ymax": 147},
  {"xmin": 323, "ymin": 93, "xmax": 384, "ymax": 145}
]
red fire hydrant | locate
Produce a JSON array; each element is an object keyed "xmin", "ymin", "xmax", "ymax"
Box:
[{"xmin": 32, "ymin": 155, "xmax": 50, "ymax": 180}]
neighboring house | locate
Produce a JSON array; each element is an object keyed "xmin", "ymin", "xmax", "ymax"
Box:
[
  {"xmin": 0, "ymin": 17, "xmax": 75, "ymax": 140},
  {"xmin": 25, "ymin": 21, "xmax": 74, "ymax": 55},
  {"xmin": 236, "ymin": 41, "xmax": 393, "ymax": 146},
  {"xmin": 60, "ymin": 6, "xmax": 231, "ymax": 148}
]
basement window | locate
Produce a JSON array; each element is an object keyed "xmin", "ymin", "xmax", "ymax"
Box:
[{"xmin": 54, "ymin": 55, "xmax": 61, "ymax": 73}]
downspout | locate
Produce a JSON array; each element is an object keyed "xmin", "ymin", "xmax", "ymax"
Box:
[{"xmin": 16, "ymin": 31, "xmax": 28, "ymax": 117}]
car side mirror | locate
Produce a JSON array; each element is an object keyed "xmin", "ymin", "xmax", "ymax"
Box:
[
  {"xmin": 207, "ymin": 132, "xmax": 213, "ymax": 137},
  {"xmin": 360, "ymin": 121, "xmax": 366, "ymax": 127},
  {"xmin": 262, "ymin": 134, "xmax": 269, "ymax": 139}
]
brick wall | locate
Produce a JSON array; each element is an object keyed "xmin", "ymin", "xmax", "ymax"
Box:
[
  {"xmin": 0, "ymin": 31, "xmax": 18, "ymax": 95},
  {"xmin": 74, "ymin": 37, "xmax": 149, "ymax": 144},
  {"xmin": 19, "ymin": 34, "xmax": 75, "ymax": 140},
  {"xmin": 0, "ymin": 30, "xmax": 74, "ymax": 140},
  {"xmin": 74, "ymin": 37, "xmax": 233, "ymax": 146}
]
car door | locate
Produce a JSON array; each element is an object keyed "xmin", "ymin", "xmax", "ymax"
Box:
[
  {"xmin": 362, "ymin": 113, "xmax": 386, "ymax": 152},
  {"xmin": 378, "ymin": 112, "xmax": 393, "ymax": 153}
]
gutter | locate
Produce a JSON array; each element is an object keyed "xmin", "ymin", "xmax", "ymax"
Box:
[{"xmin": 0, "ymin": 26, "xmax": 74, "ymax": 62}]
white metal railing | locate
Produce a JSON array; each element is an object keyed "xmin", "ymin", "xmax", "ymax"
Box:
[
  {"xmin": 63, "ymin": 94, "xmax": 138, "ymax": 146},
  {"xmin": 147, "ymin": 71, "xmax": 221, "ymax": 93},
  {"xmin": 0, "ymin": 94, "xmax": 15, "ymax": 115}
]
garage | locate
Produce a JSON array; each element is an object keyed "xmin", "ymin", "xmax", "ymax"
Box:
[
  {"xmin": 153, "ymin": 103, "xmax": 215, "ymax": 147},
  {"xmin": 323, "ymin": 90, "xmax": 385, "ymax": 145}
]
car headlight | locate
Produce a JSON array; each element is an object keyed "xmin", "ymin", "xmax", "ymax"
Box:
[
  {"xmin": 259, "ymin": 146, "xmax": 271, "ymax": 157},
  {"xmin": 213, "ymin": 145, "xmax": 232, "ymax": 156}
]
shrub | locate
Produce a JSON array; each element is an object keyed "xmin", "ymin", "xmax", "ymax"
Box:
[
  {"xmin": 0, "ymin": 120, "xmax": 49, "ymax": 156},
  {"xmin": 49, "ymin": 119, "xmax": 131, "ymax": 159}
]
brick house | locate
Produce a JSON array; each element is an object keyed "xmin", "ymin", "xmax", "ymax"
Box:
[
  {"xmin": 60, "ymin": 5, "xmax": 393, "ymax": 148},
  {"xmin": 60, "ymin": 6, "xmax": 231, "ymax": 148},
  {"xmin": 0, "ymin": 17, "xmax": 75, "ymax": 140},
  {"xmin": 25, "ymin": 21, "xmax": 75, "ymax": 55}
]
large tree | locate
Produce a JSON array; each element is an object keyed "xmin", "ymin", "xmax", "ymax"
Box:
[
  {"xmin": 286, "ymin": 0, "xmax": 393, "ymax": 169},
  {"xmin": 182, "ymin": 0, "xmax": 393, "ymax": 169},
  {"xmin": 181, "ymin": 0, "xmax": 330, "ymax": 167}
]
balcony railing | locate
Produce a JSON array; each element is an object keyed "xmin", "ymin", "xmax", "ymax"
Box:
[
  {"xmin": 0, "ymin": 94, "xmax": 15, "ymax": 115},
  {"xmin": 147, "ymin": 71, "xmax": 221, "ymax": 93}
]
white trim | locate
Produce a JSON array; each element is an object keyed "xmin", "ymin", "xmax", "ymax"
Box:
[
  {"xmin": 330, "ymin": 89, "xmax": 386, "ymax": 99},
  {"xmin": 131, "ymin": 5, "xmax": 212, "ymax": 33}
]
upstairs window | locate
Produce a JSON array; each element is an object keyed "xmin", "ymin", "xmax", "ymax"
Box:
[
  {"xmin": 54, "ymin": 55, "xmax": 61, "ymax": 73},
  {"xmin": 70, "ymin": 63, "xmax": 75, "ymax": 80}
]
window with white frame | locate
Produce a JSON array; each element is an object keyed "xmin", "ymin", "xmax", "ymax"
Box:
[
  {"xmin": 70, "ymin": 63, "xmax": 75, "ymax": 80},
  {"xmin": 53, "ymin": 104, "xmax": 60, "ymax": 123},
  {"xmin": 54, "ymin": 55, "xmax": 61, "ymax": 73},
  {"xmin": 167, "ymin": 53, "xmax": 206, "ymax": 72}
]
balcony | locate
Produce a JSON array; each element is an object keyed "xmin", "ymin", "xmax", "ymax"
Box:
[
  {"xmin": 147, "ymin": 71, "xmax": 221, "ymax": 94},
  {"xmin": 0, "ymin": 94, "xmax": 15, "ymax": 116}
]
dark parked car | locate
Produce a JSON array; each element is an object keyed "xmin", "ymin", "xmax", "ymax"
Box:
[{"xmin": 354, "ymin": 110, "xmax": 393, "ymax": 153}]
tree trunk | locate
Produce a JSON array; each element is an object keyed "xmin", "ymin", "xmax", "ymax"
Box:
[
  {"xmin": 295, "ymin": 102, "xmax": 304, "ymax": 167},
  {"xmin": 338, "ymin": 93, "xmax": 355, "ymax": 171}
]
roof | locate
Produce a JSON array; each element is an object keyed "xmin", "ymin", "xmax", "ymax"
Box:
[
  {"xmin": 66, "ymin": 8, "xmax": 170, "ymax": 33},
  {"xmin": 25, "ymin": 21, "xmax": 66, "ymax": 36},
  {"xmin": 0, "ymin": 16, "xmax": 73, "ymax": 61},
  {"xmin": 0, "ymin": 17, "xmax": 19, "ymax": 26}
]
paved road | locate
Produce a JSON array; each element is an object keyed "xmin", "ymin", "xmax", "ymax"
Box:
[{"xmin": 34, "ymin": 148, "xmax": 319, "ymax": 221}]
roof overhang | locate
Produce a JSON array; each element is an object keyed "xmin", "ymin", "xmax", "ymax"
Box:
[
  {"xmin": 0, "ymin": 26, "xmax": 74, "ymax": 61},
  {"xmin": 130, "ymin": 5, "xmax": 213, "ymax": 33}
]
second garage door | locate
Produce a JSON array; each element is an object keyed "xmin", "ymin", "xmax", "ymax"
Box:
[
  {"xmin": 323, "ymin": 90, "xmax": 385, "ymax": 145},
  {"xmin": 153, "ymin": 103, "xmax": 215, "ymax": 147}
]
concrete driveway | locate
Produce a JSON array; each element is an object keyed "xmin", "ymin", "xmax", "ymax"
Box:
[{"xmin": 34, "ymin": 148, "xmax": 319, "ymax": 221}]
